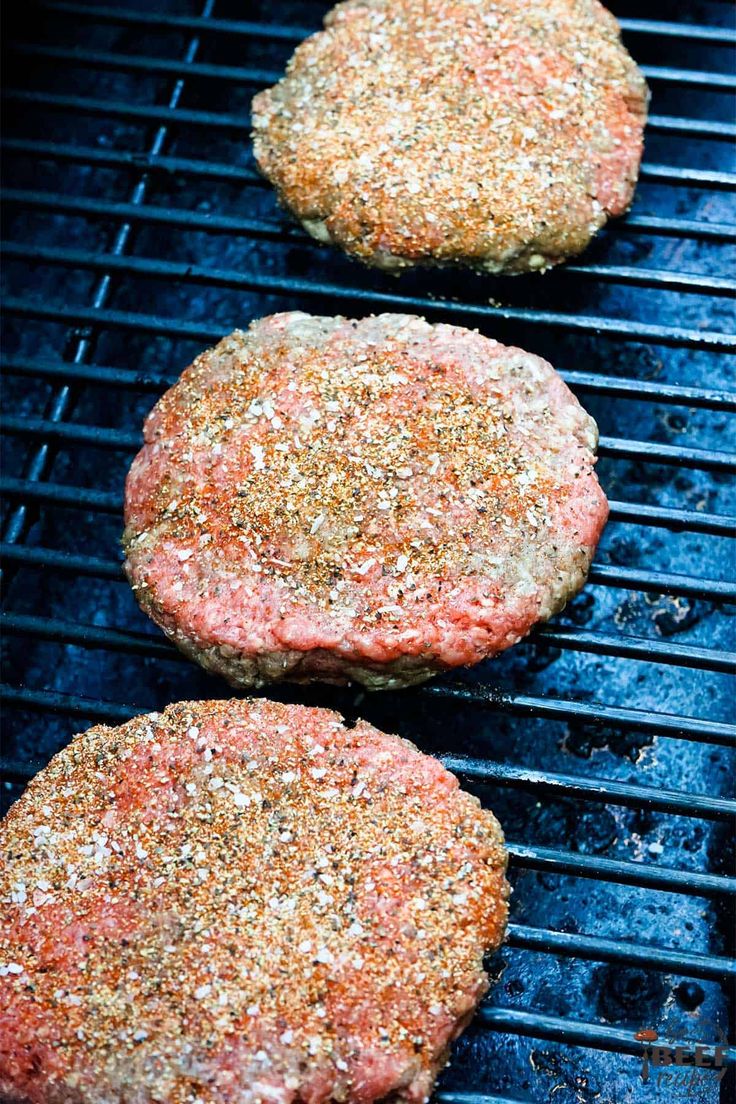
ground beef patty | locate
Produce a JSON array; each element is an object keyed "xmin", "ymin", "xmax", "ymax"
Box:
[
  {"xmin": 0, "ymin": 699, "xmax": 509, "ymax": 1104},
  {"xmin": 252, "ymin": 0, "xmax": 648, "ymax": 274},
  {"xmin": 124, "ymin": 312, "xmax": 608, "ymax": 690}
]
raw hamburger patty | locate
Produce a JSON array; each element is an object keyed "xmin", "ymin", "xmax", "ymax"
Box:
[
  {"xmin": 0, "ymin": 698, "xmax": 509, "ymax": 1104},
  {"xmin": 124, "ymin": 312, "xmax": 608, "ymax": 690},
  {"xmin": 252, "ymin": 0, "xmax": 648, "ymax": 274}
]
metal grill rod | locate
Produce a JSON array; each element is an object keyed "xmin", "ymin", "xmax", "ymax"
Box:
[
  {"xmin": 535, "ymin": 625, "xmax": 735, "ymax": 674},
  {"xmin": 477, "ymin": 1009, "xmax": 736, "ymax": 1062},
  {"xmin": 606, "ymin": 500, "xmax": 735, "ymax": 538},
  {"xmin": 643, "ymin": 64, "xmax": 735, "ymax": 89},
  {"xmin": 504, "ymin": 844, "xmax": 735, "ymax": 897},
  {"xmin": 638, "ymin": 163, "xmax": 736, "ymax": 190},
  {"xmin": 2, "ymin": 716, "xmax": 730, "ymax": 818},
  {"xmin": 505, "ymin": 926, "xmax": 736, "ymax": 982},
  {"xmin": 3, "ymin": 609, "xmax": 734, "ymax": 676},
  {"xmin": 437, "ymin": 1095, "xmax": 526, "ymax": 1104},
  {"xmin": 6, "ymin": 216, "xmax": 735, "ymax": 293},
  {"xmin": 443, "ymin": 757, "xmax": 735, "ymax": 820},
  {"xmin": 566, "ymin": 262, "xmax": 734, "ymax": 295},
  {"xmin": 5, "ymin": 278, "xmax": 735, "ymax": 353},
  {"xmin": 4, "ymin": 541, "xmax": 733, "ymax": 603},
  {"xmin": 646, "ymin": 113, "xmax": 735, "ymax": 140},
  {"xmin": 3, "ymin": 680, "xmax": 732, "ymax": 747},
  {"xmin": 9, "ymin": 42, "xmax": 736, "ymax": 94},
  {"xmin": 5, "ymin": 137, "xmax": 734, "ymax": 195},
  {"xmin": 1, "ymin": 0, "xmax": 217, "ymax": 554},
  {"xmin": 5, "ymin": 412, "xmax": 732, "ymax": 475},
  {"xmin": 0, "ymin": 477, "xmax": 121, "ymax": 513},
  {"xmin": 5, "ymin": 89, "xmax": 733, "ymax": 143},
  {"xmin": 6, "ymin": 353, "xmax": 735, "ymax": 410},
  {"xmin": 8, "ymin": 181, "xmax": 734, "ymax": 246},
  {"xmin": 437, "ymin": 1095, "xmax": 525, "ymax": 1104},
  {"xmin": 9, "ymin": 203, "xmax": 736, "ymax": 279},
  {"xmin": 354, "ymin": 684, "xmax": 736, "ymax": 744},
  {"xmin": 3, "ymin": 474, "xmax": 731, "ymax": 538},
  {"xmin": 32, "ymin": 2, "xmax": 736, "ymax": 49}
]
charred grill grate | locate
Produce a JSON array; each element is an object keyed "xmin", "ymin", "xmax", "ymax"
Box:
[{"xmin": 1, "ymin": 1, "xmax": 734, "ymax": 1100}]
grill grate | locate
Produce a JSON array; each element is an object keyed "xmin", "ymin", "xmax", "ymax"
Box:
[{"xmin": 1, "ymin": 0, "xmax": 735, "ymax": 1100}]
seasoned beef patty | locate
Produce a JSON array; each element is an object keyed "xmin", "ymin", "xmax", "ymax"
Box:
[
  {"xmin": 0, "ymin": 698, "xmax": 509, "ymax": 1104},
  {"xmin": 252, "ymin": 0, "xmax": 648, "ymax": 274},
  {"xmin": 124, "ymin": 312, "xmax": 608, "ymax": 690}
]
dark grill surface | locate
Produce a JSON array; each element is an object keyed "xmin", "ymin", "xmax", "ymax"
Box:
[{"xmin": 1, "ymin": 1, "xmax": 735, "ymax": 1101}]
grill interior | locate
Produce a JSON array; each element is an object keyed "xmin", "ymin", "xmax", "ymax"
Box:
[{"xmin": 1, "ymin": 1, "xmax": 735, "ymax": 1100}]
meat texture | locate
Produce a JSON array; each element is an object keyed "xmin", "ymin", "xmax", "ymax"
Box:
[
  {"xmin": 252, "ymin": 0, "xmax": 648, "ymax": 273},
  {"xmin": 0, "ymin": 698, "xmax": 510, "ymax": 1104},
  {"xmin": 124, "ymin": 312, "xmax": 608, "ymax": 689}
]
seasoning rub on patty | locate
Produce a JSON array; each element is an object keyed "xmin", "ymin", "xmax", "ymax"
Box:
[
  {"xmin": 0, "ymin": 698, "xmax": 509, "ymax": 1104},
  {"xmin": 252, "ymin": 0, "xmax": 648, "ymax": 274},
  {"xmin": 123, "ymin": 312, "xmax": 608, "ymax": 690}
]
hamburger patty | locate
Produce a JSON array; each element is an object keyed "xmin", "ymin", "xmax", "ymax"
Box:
[
  {"xmin": 0, "ymin": 698, "xmax": 509, "ymax": 1104},
  {"xmin": 252, "ymin": 0, "xmax": 648, "ymax": 274},
  {"xmin": 124, "ymin": 312, "xmax": 608, "ymax": 690}
]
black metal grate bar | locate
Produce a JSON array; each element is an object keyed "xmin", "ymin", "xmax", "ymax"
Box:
[
  {"xmin": 4, "ymin": 354, "xmax": 735, "ymax": 411},
  {"xmin": 4, "ymin": 89, "xmax": 734, "ymax": 143},
  {"xmin": 8, "ymin": 42, "xmax": 736, "ymax": 94},
  {"xmin": 442, "ymin": 757, "xmax": 736, "ymax": 821},
  {"xmin": 534, "ymin": 626, "xmax": 734, "ymax": 675},
  {"xmin": 4, "ymin": 681, "xmax": 733, "ymax": 752},
  {"xmin": 587, "ymin": 564, "xmax": 736, "ymax": 602},
  {"xmin": 6, "ymin": 217, "xmax": 736, "ymax": 291},
  {"xmin": 4, "ymin": 681, "xmax": 734, "ymax": 766},
  {"xmin": 429, "ymin": 1094, "xmax": 522, "ymax": 1104},
  {"xmin": 0, "ymin": 477, "xmax": 122, "ymax": 514},
  {"xmin": 5, "ymin": 137, "xmax": 735, "ymax": 195},
  {"xmin": 4, "ymin": 609, "xmax": 734, "ymax": 676},
  {"xmin": 3, "ymin": 709, "xmax": 730, "ymax": 818},
  {"xmin": 30, "ymin": 3, "xmax": 736, "ymax": 48},
  {"xmin": 638, "ymin": 162, "xmax": 736, "ymax": 190},
  {"xmin": 622, "ymin": 213, "xmax": 736, "ymax": 241},
  {"xmin": 4, "ymin": 541, "xmax": 733, "ymax": 603},
  {"xmin": 9, "ymin": 182, "xmax": 736, "ymax": 249},
  {"xmin": 5, "ymin": 286, "xmax": 735, "ymax": 353},
  {"xmin": 476, "ymin": 1009, "xmax": 736, "ymax": 1062},
  {"xmin": 503, "ymin": 844, "xmax": 735, "ymax": 898},
  {"xmin": 644, "ymin": 113, "xmax": 736, "ymax": 140},
  {"xmin": 1, "ymin": 0, "xmax": 217, "ymax": 551},
  {"xmin": 437, "ymin": 1095, "xmax": 524, "ymax": 1104},
  {"xmin": 32, "ymin": 1, "xmax": 319, "ymax": 42},
  {"xmin": 7, "ymin": 196, "xmax": 736, "ymax": 266},
  {"xmin": 505, "ymin": 926, "xmax": 736, "ymax": 982},
  {"xmin": 0, "ymin": 544, "xmax": 122, "ymax": 580},
  {"xmin": 618, "ymin": 16, "xmax": 736, "ymax": 43},
  {"xmin": 5, "ymin": 412, "xmax": 732, "ymax": 476},
  {"xmin": 604, "ymin": 500, "xmax": 735, "ymax": 538},
  {"xmin": 3, "ymin": 473, "xmax": 731, "ymax": 539}
]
